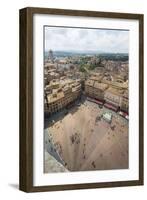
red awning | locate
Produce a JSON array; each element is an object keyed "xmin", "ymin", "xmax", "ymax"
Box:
[
  {"xmin": 104, "ymin": 103, "xmax": 118, "ymax": 111},
  {"xmin": 87, "ymin": 97, "xmax": 103, "ymax": 105},
  {"xmin": 94, "ymin": 99, "xmax": 103, "ymax": 105},
  {"xmin": 120, "ymin": 110, "xmax": 128, "ymax": 115}
]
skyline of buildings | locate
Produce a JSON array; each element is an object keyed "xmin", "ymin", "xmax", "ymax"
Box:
[{"xmin": 44, "ymin": 50, "xmax": 128, "ymax": 116}]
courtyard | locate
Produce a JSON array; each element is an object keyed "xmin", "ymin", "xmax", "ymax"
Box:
[{"xmin": 45, "ymin": 99, "xmax": 128, "ymax": 172}]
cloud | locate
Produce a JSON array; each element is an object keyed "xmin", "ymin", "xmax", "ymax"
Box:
[{"xmin": 45, "ymin": 26, "xmax": 129, "ymax": 53}]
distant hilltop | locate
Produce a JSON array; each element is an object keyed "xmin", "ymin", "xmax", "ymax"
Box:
[{"xmin": 44, "ymin": 50, "xmax": 129, "ymax": 61}]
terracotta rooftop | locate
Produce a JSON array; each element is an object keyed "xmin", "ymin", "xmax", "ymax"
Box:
[
  {"xmin": 106, "ymin": 87, "xmax": 125, "ymax": 96},
  {"xmin": 47, "ymin": 91, "xmax": 64, "ymax": 103},
  {"xmin": 85, "ymin": 80, "xmax": 94, "ymax": 87},
  {"xmin": 89, "ymin": 75, "xmax": 102, "ymax": 82},
  {"xmin": 94, "ymin": 82, "xmax": 108, "ymax": 91},
  {"xmin": 102, "ymin": 78, "xmax": 128, "ymax": 89}
]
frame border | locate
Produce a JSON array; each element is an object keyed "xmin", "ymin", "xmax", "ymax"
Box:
[{"xmin": 19, "ymin": 7, "xmax": 144, "ymax": 192}]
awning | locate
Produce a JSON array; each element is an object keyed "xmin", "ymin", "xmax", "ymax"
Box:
[
  {"xmin": 104, "ymin": 103, "xmax": 118, "ymax": 112},
  {"xmin": 94, "ymin": 99, "xmax": 104, "ymax": 105},
  {"xmin": 87, "ymin": 97, "xmax": 103, "ymax": 105}
]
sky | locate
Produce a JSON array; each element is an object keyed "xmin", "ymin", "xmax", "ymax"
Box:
[{"xmin": 45, "ymin": 26, "xmax": 129, "ymax": 53}]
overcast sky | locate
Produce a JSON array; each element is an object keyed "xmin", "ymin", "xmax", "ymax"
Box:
[{"xmin": 45, "ymin": 26, "xmax": 129, "ymax": 53}]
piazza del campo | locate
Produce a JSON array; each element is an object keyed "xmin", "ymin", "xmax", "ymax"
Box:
[{"xmin": 44, "ymin": 49, "xmax": 129, "ymax": 173}]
